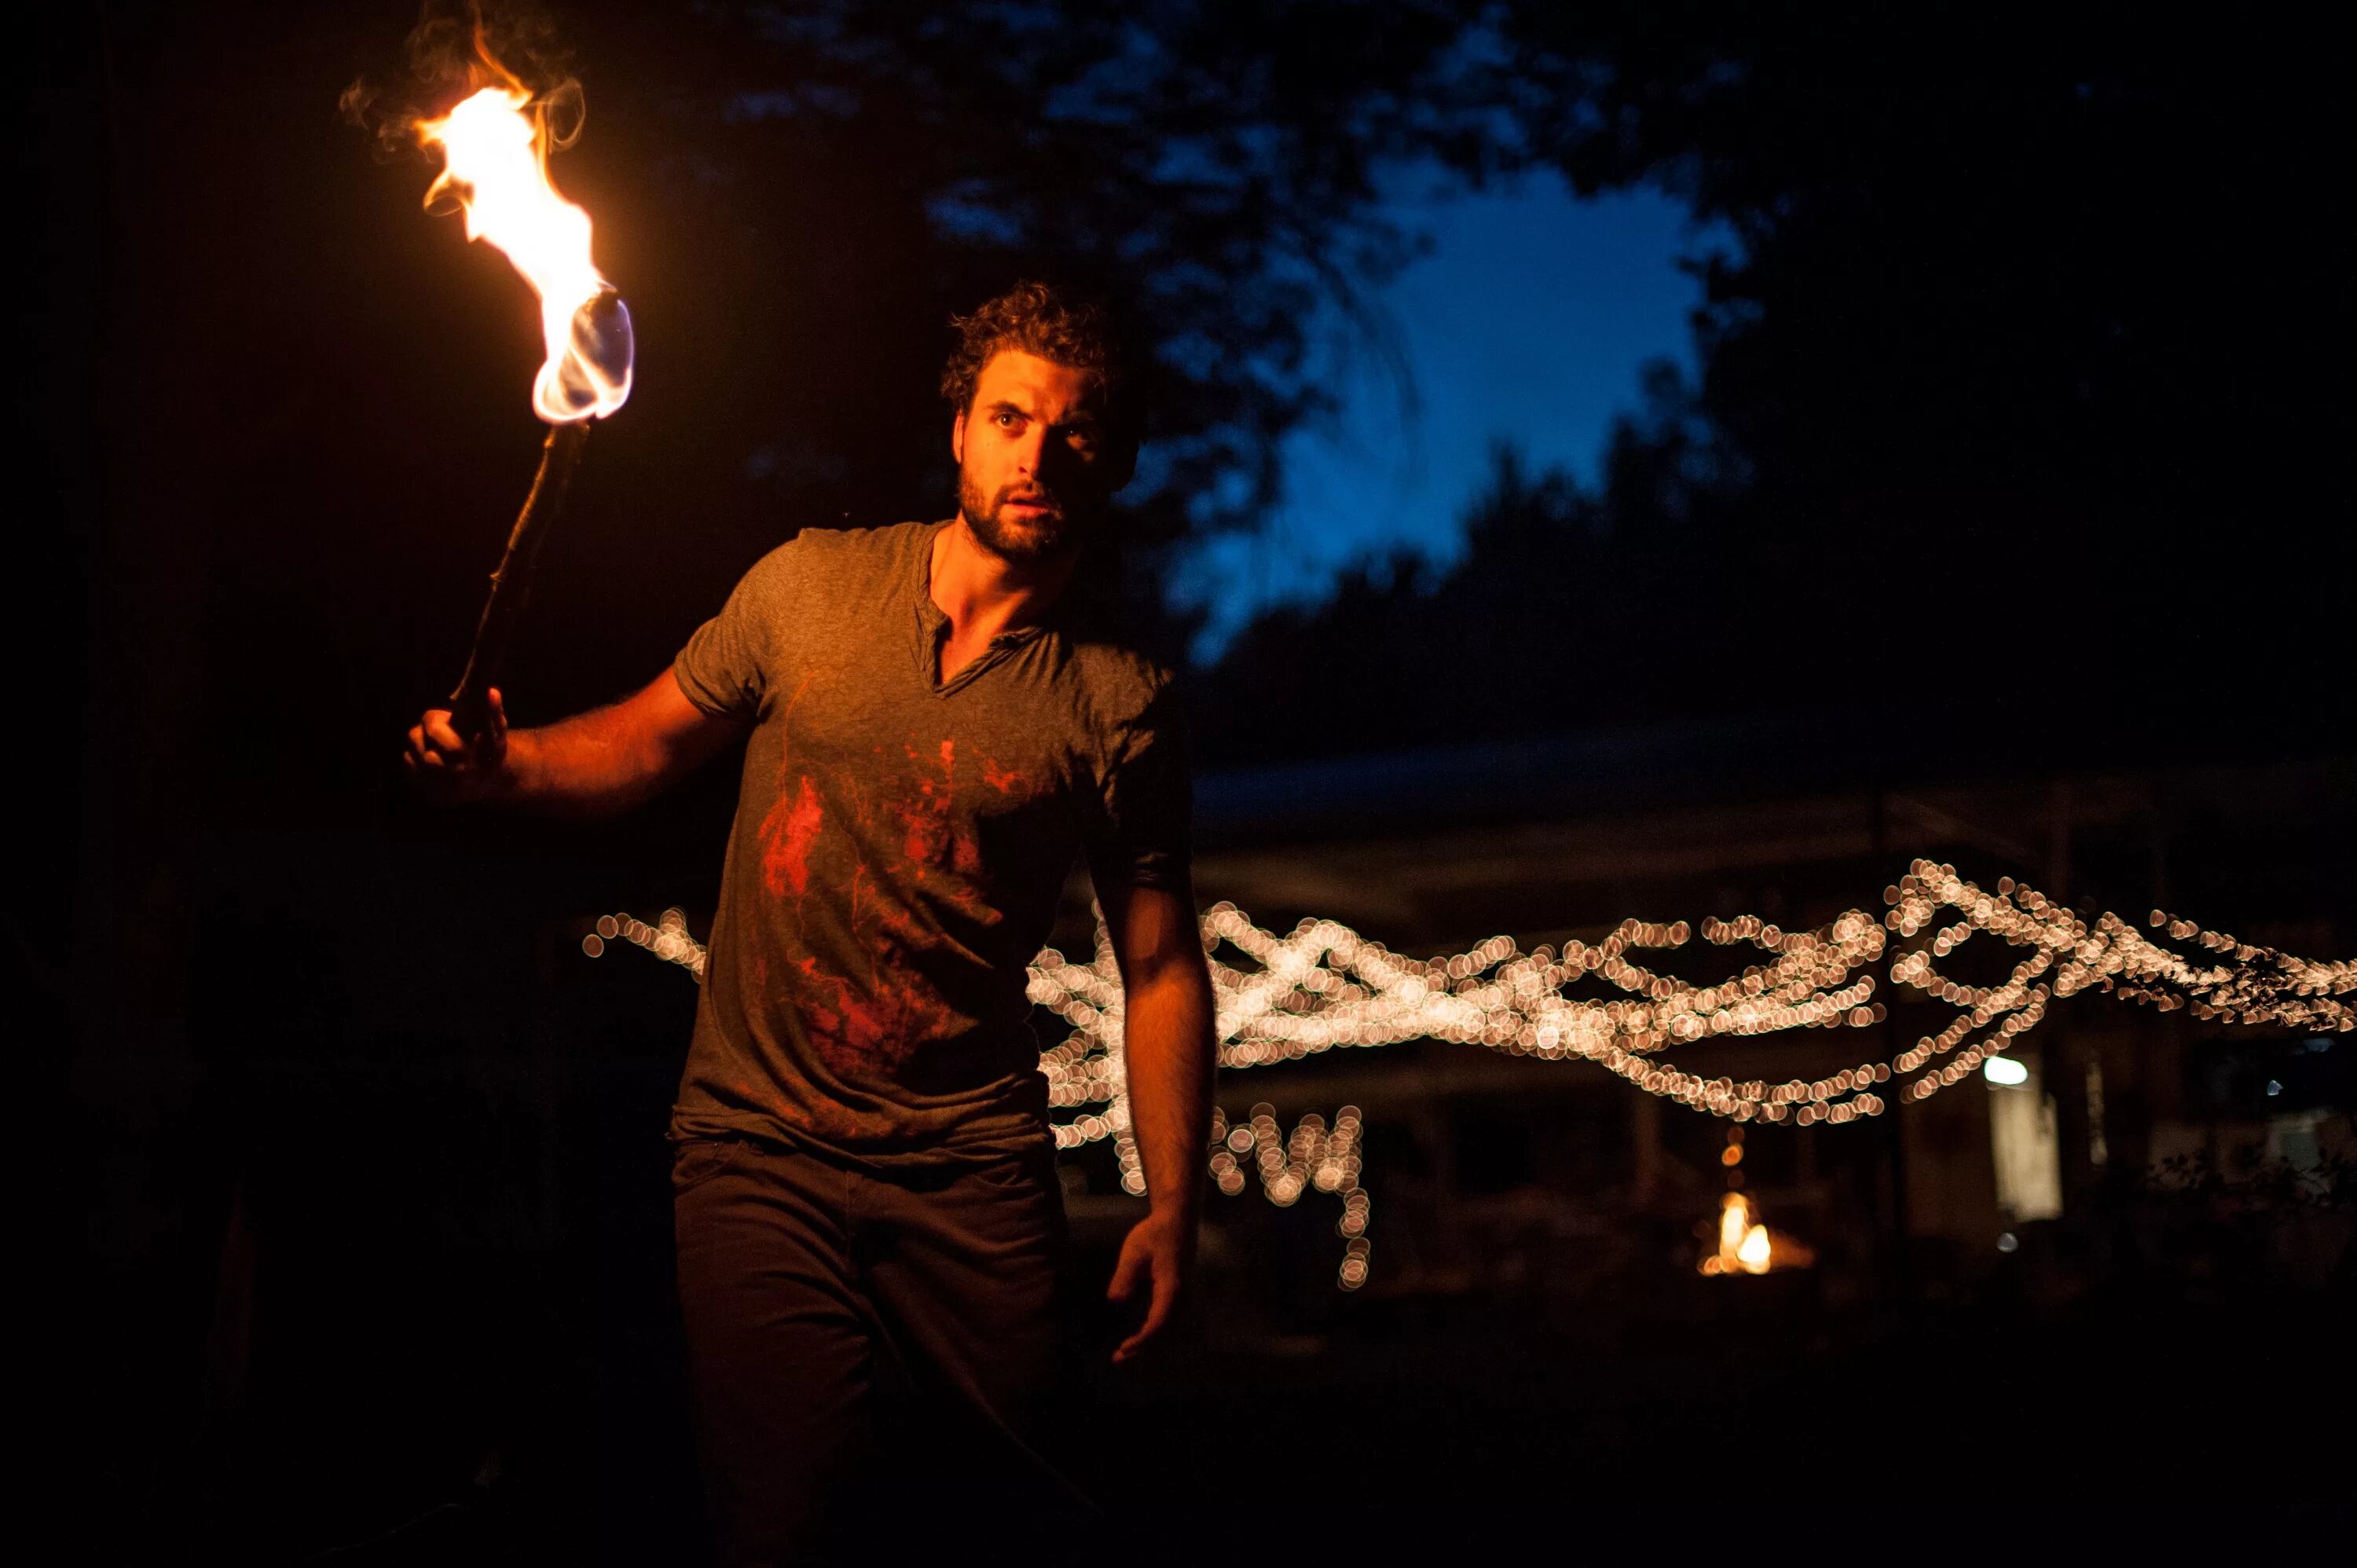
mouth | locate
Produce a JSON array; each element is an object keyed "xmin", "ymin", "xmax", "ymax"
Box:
[{"xmin": 1002, "ymin": 495, "xmax": 1060, "ymax": 521}]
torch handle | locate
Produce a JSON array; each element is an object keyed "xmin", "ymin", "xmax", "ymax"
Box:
[{"xmin": 448, "ymin": 420, "xmax": 592, "ymax": 739}]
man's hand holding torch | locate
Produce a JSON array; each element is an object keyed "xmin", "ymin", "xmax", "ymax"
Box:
[
  {"xmin": 405, "ymin": 687, "xmax": 511, "ymax": 805},
  {"xmin": 397, "ymin": 81, "xmax": 634, "ymax": 768}
]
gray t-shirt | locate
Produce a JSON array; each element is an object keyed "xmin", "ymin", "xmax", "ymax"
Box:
[{"xmin": 669, "ymin": 519, "xmax": 1189, "ymax": 1164}]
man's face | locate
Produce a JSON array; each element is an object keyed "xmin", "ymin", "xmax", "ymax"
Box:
[{"xmin": 952, "ymin": 349, "xmax": 1131, "ymax": 563}]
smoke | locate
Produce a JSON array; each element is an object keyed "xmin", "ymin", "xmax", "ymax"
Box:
[{"xmin": 339, "ymin": 0, "xmax": 583, "ymax": 165}]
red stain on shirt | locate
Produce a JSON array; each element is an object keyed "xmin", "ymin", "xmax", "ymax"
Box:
[
  {"xmin": 755, "ymin": 675, "xmax": 824, "ymax": 899},
  {"xmin": 896, "ymin": 736, "xmax": 973, "ymax": 871},
  {"xmin": 761, "ymin": 776, "xmax": 823, "ymax": 896},
  {"xmin": 756, "ymin": 727, "xmax": 1036, "ymax": 1084},
  {"xmin": 783, "ymin": 929, "xmax": 955, "ymax": 1080}
]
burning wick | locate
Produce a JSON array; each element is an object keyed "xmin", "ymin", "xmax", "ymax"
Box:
[{"xmin": 415, "ymin": 84, "xmax": 636, "ymax": 738}]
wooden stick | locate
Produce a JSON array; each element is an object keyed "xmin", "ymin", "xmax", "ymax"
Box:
[{"xmin": 448, "ymin": 419, "xmax": 591, "ymax": 739}]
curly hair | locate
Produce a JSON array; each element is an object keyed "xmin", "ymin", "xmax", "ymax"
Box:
[{"xmin": 941, "ymin": 280, "xmax": 1142, "ymax": 445}]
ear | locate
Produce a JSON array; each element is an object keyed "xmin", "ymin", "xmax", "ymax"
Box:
[{"xmin": 951, "ymin": 406, "xmax": 967, "ymax": 467}]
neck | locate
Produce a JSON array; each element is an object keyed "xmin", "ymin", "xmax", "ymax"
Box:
[{"xmin": 929, "ymin": 515, "xmax": 1082, "ymax": 639}]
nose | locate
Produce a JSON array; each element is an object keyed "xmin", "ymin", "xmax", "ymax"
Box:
[{"xmin": 1013, "ymin": 423, "xmax": 1047, "ymax": 476}]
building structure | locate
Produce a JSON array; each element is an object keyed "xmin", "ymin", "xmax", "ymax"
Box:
[{"xmin": 1073, "ymin": 723, "xmax": 2354, "ymax": 1326}]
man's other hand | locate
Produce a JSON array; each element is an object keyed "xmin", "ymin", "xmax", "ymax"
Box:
[
  {"xmin": 1106, "ymin": 1206, "xmax": 1195, "ymax": 1364},
  {"xmin": 405, "ymin": 687, "xmax": 511, "ymax": 804}
]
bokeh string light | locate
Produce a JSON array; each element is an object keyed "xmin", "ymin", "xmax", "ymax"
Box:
[
  {"xmin": 581, "ymin": 907, "xmax": 707, "ymax": 979},
  {"xmin": 588, "ymin": 860, "xmax": 2353, "ymax": 1284}
]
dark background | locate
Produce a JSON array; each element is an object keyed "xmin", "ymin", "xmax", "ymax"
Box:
[{"xmin": 20, "ymin": 2, "xmax": 2353, "ymax": 1560}]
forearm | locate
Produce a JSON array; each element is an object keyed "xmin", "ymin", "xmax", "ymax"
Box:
[
  {"xmin": 497, "ymin": 705, "xmax": 683, "ymax": 819},
  {"xmin": 1123, "ymin": 963, "xmax": 1217, "ymax": 1222}
]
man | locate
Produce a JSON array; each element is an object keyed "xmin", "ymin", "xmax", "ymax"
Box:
[{"xmin": 405, "ymin": 281, "xmax": 1215, "ymax": 1563}]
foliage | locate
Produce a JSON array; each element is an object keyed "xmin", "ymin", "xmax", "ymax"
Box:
[
  {"xmin": 1197, "ymin": 367, "xmax": 1745, "ymax": 759},
  {"xmin": 1200, "ymin": 2, "xmax": 2353, "ymax": 760},
  {"xmin": 608, "ymin": 1, "xmax": 1513, "ymax": 539}
]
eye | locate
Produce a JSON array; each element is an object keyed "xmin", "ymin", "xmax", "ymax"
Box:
[{"xmin": 993, "ymin": 409, "xmax": 1020, "ymax": 430}]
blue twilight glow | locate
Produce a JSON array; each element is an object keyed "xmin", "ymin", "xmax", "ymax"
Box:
[{"xmin": 1179, "ymin": 173, "xmax": 1726, "ymax": 654}]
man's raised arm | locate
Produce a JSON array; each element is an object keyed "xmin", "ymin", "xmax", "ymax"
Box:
[{"xmin": 404, "ymin": 669, "xmax": 746, "ymax": 819}]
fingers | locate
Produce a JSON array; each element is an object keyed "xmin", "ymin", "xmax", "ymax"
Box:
[
  {"xmin": 403, "ymin": 705, "xmax": 485, "ymax": 797},
  {"xmin": 406, "ymin": 718, "xmax": 453, "ymax": 771},
  {"xmin": 1113, "ymin": 1267, "xmax": 1179, "ymax": 1364},
  {"xmin": 409, "ymin": 718, "xmax": 453, "ymax": 771},
  {"xmin": 1105, "ymin": 1232, "xmax": 1147, "ymax": 1305},
  {"xmin": 423, "ymin": 708, "xmax": 469, "ymax": 757},
  {"xmin": 486, "ymin": 687, "xmax": 508, "ymax": 746},
  {"xmin": 1107, "ymin": 1222, "xmax": 1186, "ymax": 1364}
]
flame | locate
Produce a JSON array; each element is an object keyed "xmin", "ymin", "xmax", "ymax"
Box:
[
  {"xmin": 416, "ymin": 86, "xmax": 631, "ymax": 421},
  {"xmin": 1701, "ymin": 1190, "xmax": 1777, "ymax": 1276},
  {"xmin": 1718, "ymin": 1191, "xmax": 1750, "ymax": 1258}
]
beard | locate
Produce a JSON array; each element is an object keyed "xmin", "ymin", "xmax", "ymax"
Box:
[{"xmin": 959, "ymin": 467, "xmax": 1085, "ymax": 563}]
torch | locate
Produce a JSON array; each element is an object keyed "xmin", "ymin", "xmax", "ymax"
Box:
[{"xmin": 412, "ymin": 84, "xmax": 635, "ymax": 740}]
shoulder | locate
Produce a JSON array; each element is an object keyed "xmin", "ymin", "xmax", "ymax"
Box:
[
  {"xmin": 807, "ymin": 518, "xmax": 938, "ymax": 555},
  {"xmin": 734, "ymin": 520, "xmax": 932, "ymax": 598},
  {"xmin": 749, "ymin": 518, "xmax": 932, "ymax": 570},
  {"xmin": 1053, "ymin": 610, "xmax": 1182, "ymax": 730}
]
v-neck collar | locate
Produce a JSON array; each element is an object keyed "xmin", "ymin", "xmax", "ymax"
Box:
[{"xmin": 911, "ymin": 519, "xmax": 1050, "ymax": 697}]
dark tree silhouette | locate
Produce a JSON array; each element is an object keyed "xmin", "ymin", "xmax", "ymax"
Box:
[
  {"xmin": 1203, "ymin": 2, "xmax": 2353, "ymax": 763},
  {"xmin": 1200, "ymin": 367, "xmax": 1747, "ymax": 760},
  {"xmin": 482, "ymin": 0, "xmax": 1521, "ymax": 666}
]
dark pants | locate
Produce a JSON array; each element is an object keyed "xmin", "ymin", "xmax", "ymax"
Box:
[{"xmin": 672, "ymin": 1134, "xmax": 1086, "ymax": 1566}]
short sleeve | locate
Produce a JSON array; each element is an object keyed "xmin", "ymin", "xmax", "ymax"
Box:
[
  {"xmin": 673, "ymin": 544, "xmax": 794, "ymax": 721},
  {"xmin": 1082, "ymin": 679, "xmax": 1193, "ymax": 893}
]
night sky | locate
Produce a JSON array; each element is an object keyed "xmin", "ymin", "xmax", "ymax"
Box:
[{"xmin": 1181, "ymin": 173, "xmax": 1714, "ymax": 651}]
